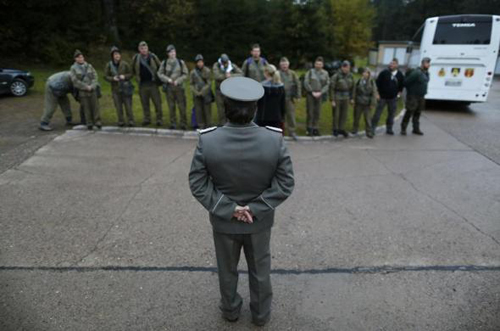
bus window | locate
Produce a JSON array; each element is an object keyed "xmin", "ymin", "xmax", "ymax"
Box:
[{"xmin": 433, "ymin": 17, "xmax": 492, "ymax": 45}]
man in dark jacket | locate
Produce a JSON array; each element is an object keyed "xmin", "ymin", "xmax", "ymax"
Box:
[
  {"xmin": 402, "ymin": 57, "xmax": 431, "ymax": 135},
  {"xmin": 371, "ymin": 58, "xmax": 404, "ymax": 135},
  {"xmin": 189, "ymin": 77, "xmax": 294, "ymax": 326}
]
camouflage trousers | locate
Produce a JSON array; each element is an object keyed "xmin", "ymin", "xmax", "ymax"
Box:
[
  {"xmin": 112, "ymin": 92, "xmax": 134, "ymax": 126},
  {"xmin": 332, "ymin": 97, "xmax": 349, "ymax": 131},
  {"xmin": 353, "ymin": 103, "xmax": 372, "ymax": 133},
  {"xmin": 80, "ymin": 92, "xmax": 101, "ymax": 127},
  {"xmin": 402, "ymin": 95, "xmax": 425, "ymax": 130},
  {"xmin": 284, "ymin": 97, "xmax": 297, "ymax": 135},
  {"xmin": 194, "ymin": 96, "xmax": 212, "ymax": 129},
  {"xmin": 139, "ymin": 82, "xmax": 162, "ymax": 124},
  {"xmin": 40, "ymin": 83, "xmax": 72, "ymax": 124},
  {"xmin": 306, "ymin": 93, "xmax": 322, "ymax": 130},
  {"xmin": 166, "ymin": 85, "xmax": 187, "ymax": 128},
  {"xmin": 215, "ymin": 90, "xmax": 226, "ymax": 126}
]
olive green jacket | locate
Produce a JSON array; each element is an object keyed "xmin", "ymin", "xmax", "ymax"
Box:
[
  {"xmin": 241, "ymin": 57, "xmax": 267, "ymax": 82},
  {"xmin": 303, "ymin": 68, "xmax": 330, "ymax": 96},
  {"xmin": 189, "ymin": 123, "xmax": 295, "ymax": 234},
  {"xmin": 132, "ymin": 52, "xmax": 162, "ymax": 84},
  {"xmin": 70, "ymin": 62, "xmax": 98, "ymax": 98},
  {"xmin": 329, "ymin": 72, "xmax": 354, "ymax": 101},
  {"xmin": 279, "ymin": 69, "xmax": 301, "ymax": 100},
  {"xmin": 158, "ymin": 58, "xmax": 189, "ymax": 87},
  {"xmin": 104, "ymin": 60, "xmax": 133, "ymax": 93},
  {"xmin": 353, "ymin": 77, "xmax": 378, "ymax": 106},
  {"xmin": 190, "ymin": 66, "xmax": 212, "ymax": 98},
  {"xmin": 212, "ymin": 61, "xmax": 243, "ymax": 91},
  {"xmin": 404, "ymin": 67, "xmax": 430, "ymax": 97}
]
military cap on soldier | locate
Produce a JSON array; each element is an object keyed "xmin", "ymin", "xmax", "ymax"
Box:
[
  {"xmin": 315, "ymin": 56, "xmax": 324, "ymax": 63},
  {"xmin": 73, "ymin": 49, "xmax": 83, "ymax": 58},
  {"xmin": 221, "ymin": 77, "xmax": 264, "ymax": 102},
  {"xmin": 280, "ymin": 57, "xmax": 289, "ymax": 64},
  {"xmin": 194, "ymin": 54, "xmax": 204, "ymax": 62},
  {"xmin": 341, "ymin": 60, "xmax": 350, "ymax": 67},
  {"xmin": 110, "ymin": 46, "xmax": 120, "ymax": 56},
  {"xmin": 138, "ymin": 41, "xmax": 148, "ymax": 48},
  {"xmin": 166, "ymin": 44, "xmax": 175, "ymax": 53},
  {"xmin": 421, "ymin": 57, "xmax": 431, "ymax": 64},
  {"xmin": 220, "ymin": 53, "xmax": 229, "ymax": 63}
]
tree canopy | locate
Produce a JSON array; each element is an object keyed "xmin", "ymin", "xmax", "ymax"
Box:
[{"xmin": 0, "ymin": 0, "xmax": 497, "ymax": 67}]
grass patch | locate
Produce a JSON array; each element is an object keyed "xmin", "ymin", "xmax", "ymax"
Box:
[{"xmin": 24, "ymin": 64, "xmax": 403, "ymax": 135}]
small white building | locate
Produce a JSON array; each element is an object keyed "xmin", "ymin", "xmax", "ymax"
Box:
[{"xmin": 370, "ymin": 41, "xmax": 420, "ymax": 68}]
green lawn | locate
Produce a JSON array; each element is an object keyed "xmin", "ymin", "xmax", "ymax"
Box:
[{"xmin": 27, "ymin": 66, "xmax": 403, "ymax": 135}]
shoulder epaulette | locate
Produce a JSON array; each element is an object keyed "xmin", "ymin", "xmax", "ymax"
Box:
[
  {"xmin": 199, "ymin": 126, "xmax": 218, "ymax": 134},
  {"xmin": 265, "ymin": 126, "xmax": 283, "ymax": 133}
]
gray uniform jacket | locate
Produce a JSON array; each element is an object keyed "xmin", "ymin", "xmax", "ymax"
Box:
[{"xmin": 189, "ymin": 122, "xmax": 295, "ymax": 234}]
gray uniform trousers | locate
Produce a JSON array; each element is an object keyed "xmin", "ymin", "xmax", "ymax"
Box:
[
  {"xmin": 40, "ymin": 83, "xmax": 72, "ymax": 124},
  {"xmin": 112, "ymin": 91, "xmax": 134, "ymax": 125},
  {"xmin": 213, "ymin": 229, "xmax": 272, "ymax": 322},
  {"xmin": 139, "ymin": 82, "xmax": 162, "ymax": 124}
]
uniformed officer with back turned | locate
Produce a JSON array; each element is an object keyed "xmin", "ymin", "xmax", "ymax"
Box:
[
  {"xmin": 39, "ymin": 71, "xmax": 76, "ymax": 131},
  {"xmin": 188, "ymin": 77, "xmax": 294, "ymax": 327}
]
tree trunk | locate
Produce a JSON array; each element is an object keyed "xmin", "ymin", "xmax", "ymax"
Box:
[{"xmin": 102, "ymin": 0, "xmax": 121, "ymax": 46}]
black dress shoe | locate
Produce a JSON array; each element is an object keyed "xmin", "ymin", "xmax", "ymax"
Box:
[
  {"xmin": 313, "ymin": 129, "xmax": 320, "ymax": 136},
  {"xmin": 142, "ymin": 121, "xmax": 151, "ymax": 126},
  {"xmin": 413, "ymin": 129, "xmax": 424, "ymax": 135},
  {"xmin": 87, "ymin": 125, "xmax": 93, "ymax": 130},
  {"xmin": 333, "ymin": 130, "xmax": 338, "ymax": 137},
  {"xmin": 340, "ymin": 130, "xmax": 348, "ymax": 138},
  {"xmin": 386, "ymin": 130, "xmax": 394, "ymax": 135},
  {"xmin": 96, "ymin": 124, "xmax": 102, "ymax": 129},
  {"xmin": 118, "ymin": 123, "xmax": 125, "ymax": 127},
  {"xmin": 169, "ymin": 124, "xmax": 177, "ymax": 130}
]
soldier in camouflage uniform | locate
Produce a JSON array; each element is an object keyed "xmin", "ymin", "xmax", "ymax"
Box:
[
  {"xmin": 352, "ymin": 68, "xmax": 378, "ymax": 138},
  {"xmin": 330, "ymin": 61, "xmax": 354, "ymax": 138},
  {"xmin": 278, "ymin": 57, "xmax": 301, "ymax": 140},
  {"xmin": 212, "ymin": 54, "xmax": 242, "ymax": 125},
  {"xmin": 70, "ymin": 50, "xmax": 101, "ymax": 130},
  {"xmin": 190, "ymin": 54, "xmax": 212, "ymax": 129},
  {"xmin": 303, "ymin": 56, "xmax": 329, "ymax": 136},
  {"xmin": 158, "ymin": 44, "xmax": 189, "ymax": 130},
  {"xmin": 104, "ymin": 46, "xmax": 135, "ymax": 127},
  {"xmin": 132, "ymin": 41, "xmax": 163, "ymax": 126},
  {"xmin": 39, "ymin": 71, "xmax": 75, "ymax": 131},
  {"xmin": 402, "ymin": 57, "xmax": 431, "ymax": 136},
  {"xmin": 241, "ymin": 44, "xmax": 267, "ymax": 82}
]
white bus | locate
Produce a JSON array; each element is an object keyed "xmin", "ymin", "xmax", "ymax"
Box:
[{"xmin": 409, "ymin": 15, "xmax": 500, "ymax": 103}]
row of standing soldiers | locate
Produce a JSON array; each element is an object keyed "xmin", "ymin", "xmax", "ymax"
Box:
[{"xmin": 39, "ymin": 42, "xmax": 430, "ymax": 137}]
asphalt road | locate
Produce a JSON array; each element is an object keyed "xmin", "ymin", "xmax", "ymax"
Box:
[
  {"xmin": 424, "ymin": 78, "xmax": 500, "ymax": 165},
  {"xmin": 1, "ymin": 81, "xmax": 500, "ymax": 330}
]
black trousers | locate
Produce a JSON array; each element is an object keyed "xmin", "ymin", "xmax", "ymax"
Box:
[
  {"xmin": 213, "ymin": 229, "xmax": 272, "ymax": 324},
  {"xmin": 372, "ymin": 97, "xmax": 397, "ymax": 131}
]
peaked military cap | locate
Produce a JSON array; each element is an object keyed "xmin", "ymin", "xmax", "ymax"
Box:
[
  {"xmin": 138, "ymin": 41, "xmax": 148, "ymax": 47},
  {"xmin": 194, "ymin": 54, "xmax": 204, "ymax": 62},
  {"xmin": 220, "ymin": 77, "xmax": 264, "ymax": 102},
  {"xmin": 342, "ymin": 60, "xmax": 350, "ymax": 67},
  {"xmin": 166, "ymin": 44, "xmax": 175, "ymax": 53}
]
